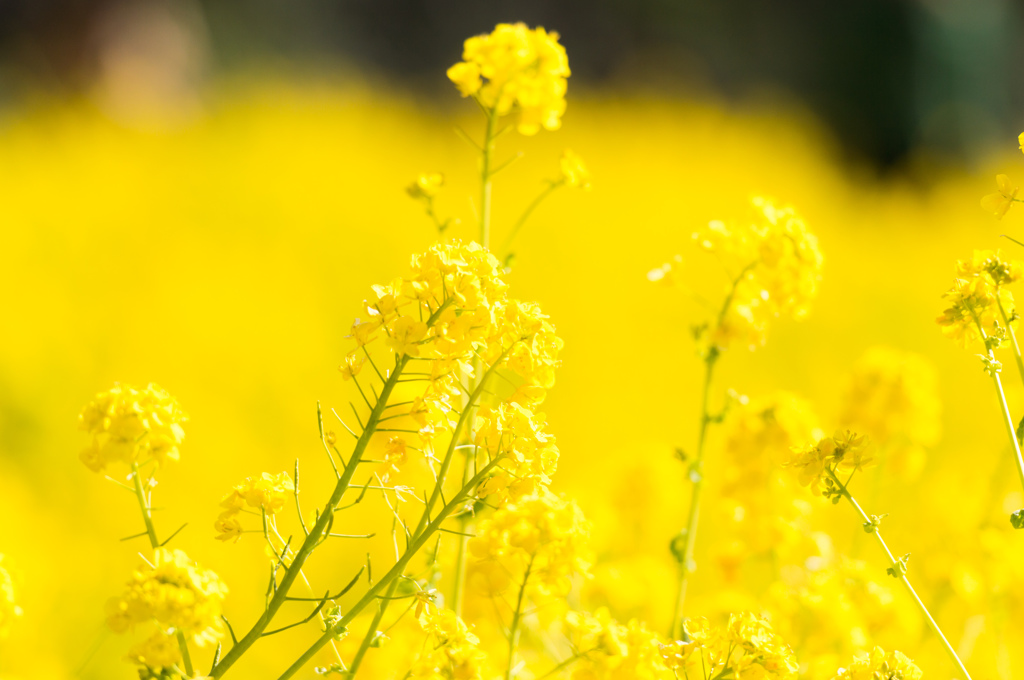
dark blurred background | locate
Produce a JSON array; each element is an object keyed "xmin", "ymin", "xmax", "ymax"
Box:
[{"xmin": 0, "ymin": 0, "xmax": 1021, "ymax": 169}]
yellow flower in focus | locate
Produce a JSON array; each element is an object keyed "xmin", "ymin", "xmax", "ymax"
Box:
[
  {"xmin": 78, "ymin": 383, "xmax": 187, "ymax": 473},
  {"xmin": 785, "ymin": 431, "xmax": 873, "ymax": 495},
  {"xmin": 560, "ymin": 149, "xmax": 591, "ymax": 190},
  {"xmin": 981, "ymin": 174, "xmax": 1018, "ymax": 219},
  {"xmin": 339, "ymin": 352, "xmax": 366, "ymax": 381},
  {"xmin": 936, "ymin": 269, "xmax": 1015, "ymax": 351},
  {"xmin": 447, "ymin": 23, "xmax": 570, "ymax": 135},
  {"xmin": 0, "ymin": 555, "xmax": 21, "ymax": 639},
  {"xmin": 407, "ymin": 172, "xmax": 445, "ymax": 201},
  {"xmin": 106, "ymin": 548, "xmax": 227, "ymax": 647},
  {"xmin": 832, "ymin": 646, "xmax": 922, "ymax": 680},
  {"xmin": 216, "ymin": 471, "xmax": 294, "ymax": 541},
  {"xmin": 387, "ymin": 316, "xmax": 429, "ymax": 357}
]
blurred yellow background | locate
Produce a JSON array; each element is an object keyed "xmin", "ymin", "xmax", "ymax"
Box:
[{"xmin": 0, "ymin": 79, "xmax": 1022, "ymax": 678}]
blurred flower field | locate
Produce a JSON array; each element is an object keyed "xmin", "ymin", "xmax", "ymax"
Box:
[{"xmin": 1, "ymin": 25, "xmax": 1024, "ymax": 678}]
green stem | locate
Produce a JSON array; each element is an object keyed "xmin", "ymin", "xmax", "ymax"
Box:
[
  {"xmin": 346, "ymin": 578, "xmax": 401, "ymax": 678},
  {"xmin": 669, "ymin": 350, "xmax": 717, "ymax": 639},
  {"xmin": 996, "ymin": 299, "xmax": 1024, "ymax": 388},
  {"xmin": 971, "ymin": 316, "xmax": 1024, "ymax": 495},
  {"xmin": 276, "ymin": 459, "xmax": 502, "ymax": 680},
  {"xmin": 499, "ymin": 181, "xmax": 562, "ymax": 260},
  {"xmin": 480, "ymin": 106, "xmax": 498, "ymax": 250},
  {"xmin": 130, "ymin": 462, "xmax": 159, "ymax": 550},
  {"xmin": 450, "ymin": 452, "xmax": 473, "ymax": 617},
  {"xmin": 210, "ymin": 355, "xmax": 411, "ymax": 678},
  {"xmin": 505, "ymin": 558, "xmax": 533, "ymax": 680},
  {"xmin": 825, "ymin": 469, "xmax": 973, "ymax": 680},
  {"xmin": 177, "ymin": 631, "xmax": 195, "ymax": 676}
]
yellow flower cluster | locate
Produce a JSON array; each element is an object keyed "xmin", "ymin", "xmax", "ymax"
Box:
[
  {"xmin": 474, "ymin": 402, "xmax": 559, "ymax": 501},
  {"xmin": 832, "ymin": 647, "xmax": 922, "ymax": 680},
  {"xmin": 840, "ymin": 347, "xmax": 941, "ymax": 481},
  {"xmin": 564, "ymin": 608, "xmax": 668, "ymax": 680},
  {"xmin": 469, "ymin": 488, "xmax": 590, "ymax": 599},
  {"xmin": 765, "ymin": 557, "xmax": 918, "ymax": 680},
  {"xmin": 409, "ymin": 609, "xmax": 490, "ymax": 680},
  {"xmin": 348, "ymin": 241, "xmax": 563, "ymax": 500},
  {"xmin": 716, "ymin": 392, "xmax": 821, "ymax": 563},
  {"xmin": 936, "ymin": 250, "xmax": 1021, "ymax": 350},
  {"xmin": 106, "ymin": 548, "xmax": 227, "ymax": 648},
  {"xmin": 661, "ymin": 614, "xmax": 799, "ymax": 680},
  {"xmin": 786, "ymin": 431, "xmax": 873, "ymax": 496},
  {"xmin": 692, "ymin": 197, "xmax": 823, "ymax": 350},
  {"xmin": 447, "ymin": 23, "xmax": 570, "ymax": 135},
  {"xmin": 214, "ymin": 471, "xmax": 294, "ymax": 542},
  {"xmin": 78, "ymin": 383, "xmax": 187, "ymax": 473},
  {"xmin": 0, "ymin": 554, "xmax": 20, "ymax": 639}
]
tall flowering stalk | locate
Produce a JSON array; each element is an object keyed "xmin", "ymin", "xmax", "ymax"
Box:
[
  {"xmin": 936, "ymin": 250, "xmax": 1024, "ymax": 523},
  {"xmin": 651, "ymin": 197, "xmax": 823, "ymax": 637},
  {"xmin": 785, "ymin": 431, "xmax": 974, "ymax": 680}
]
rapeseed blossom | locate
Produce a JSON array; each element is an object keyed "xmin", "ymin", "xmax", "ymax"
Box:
[
  {"xmin": 832, "ymin": 647, "xmax": 922, "ymax": 680},
  {"xmin": 690, "ymin": 196, "xmax": 823, "ymax": 350},
  {"xmin": 215, "ymin": 471, "xmax": 294, "ymax": 542},
  {"xmin": 469, "ymin": 488, "xmax": 590, "ymax": 599},
  {"xmin": 980, "ymin": 174, "xmax": 1018, "ymax": 219},
  {"xmin": 936, "ymin": 251, "xmax": 1021, "ymax": 350},
  {"xmin": 659, "ymin": 613, "xmax": 798, "ymax": 679},
  {"xmin": 106, "ymin": 548, "xmax": 227, "ymax": 648},
  {"xmin": 447, "ymin": 23, "xmax": 570, "ymax": 135},
  {"xmin": 78, "ymin": 383, "xmax": 187, "ymax": 472},
  {"xmin": 409, "ymin": 609, "xmax": 491, "ymax": 680},
  {"xmin": 786, "ymin": 430, "xmax": 873, "ymax": 496}
]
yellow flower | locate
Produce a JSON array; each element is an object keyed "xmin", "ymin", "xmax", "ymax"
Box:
[
  {"xmin": 387, "ymin": 316, "xmax": 429, "ymax": 357},
  {"xmin": 215, "ymin": 471, "xmax": 294, "ymax": 541},
  {"xmin": 564, "ymin": 609, "xmax": 670, "ymax": 679},
  {"xmin": 447, "ymin": 23, "xmax": 570, "ymax": 135},
  {"xmin": 981, "ymin": 174, "xmax": 1018, "ymax": 219},
  {"xmin": 339, "ymin": 352, "xmax": 366, "ymax": 381},
  {"xmin": 468, "ymin": 488, "xmax": 590, "ymax": 600},
  {"xmin": 0, "ymin": 555, "xmax": 21, "ymax": 639},
  {"xmin": 377, "ymin": 436, "xmax": 408, "ymax": 483},
  {"xmin": 936, "ymin": 267, "xmax": 1015, "ymax": 350},
  {"xmin": 125, "ymin": 631, "xmax": 182, "ymax": 673},
  {"xmin": 832, "ymin": 646, "xmax": 922, "ymax": 680},
  {"xmin": 106, "ymin": 548, "xmax": 227, "ymax": 647},
  {"xmin": 785, "ymin": 431, "xmax": 873, "ymax": 495},
  {"xmin": 406, "ymin": 172, "xmax": 444, "ymax": 201},
  {"xmin": 691, "ymin": 197, "xmax": 823, "ymax": 350},
  {"xmin": 409, "ymin": 609, "xmax": 490, "ymax": 680},
  {"xmin": 560, "ymin": 149, "xmax": 591, "ymax": 190},
  {"xmin": 78, "ymin": 383, "xmax": 187, "ymax": 473}
]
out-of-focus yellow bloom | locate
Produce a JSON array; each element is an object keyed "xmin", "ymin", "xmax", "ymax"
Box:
[
  {"xmin": 409, "ymin": 609, "xmax": 490, "ymax": 680},
  {"xmin": 692, "ymin": 196, "xmax": 823, "ymax": 350},
  {"xmin": 840, "ymin": 347, "xmax": 941, "ymax": 482},
  {"xmin": 0, "ymin": 554, "xmax": 21, "ymax": 639},
  {"xmin": 78, "ymin": 383, "xmax": 187, "ymax": 473},
  {"xmin": 106, "ymin": 548, "xmax": 227, "ymax": 648},
  {"xmin": 565, "ymin": 608, "xmax": 669, "ymax": 679},
  {"xmin": 216, "ymin": 471, "xmax": 294, "ymax": 542},
  {"xmin": 560, "ymin": 149, "xmax": 591, "ymax": 190},
  {"xmin": 407, "ymin": 172, "xmax": 445, "ymax": 201},
  {"xmin": 126, "ymin": 630, "xmax": 182, "ymax": 675},
  {"xmin": 831, "ymin": 646, "xmax": 922, "ymax": 680},
  {"xmin": 786, "ymin": 430, "xmax": 873, "ymax": 495},
  {"xmin": 377, "ymin": 436, "xmax": 408, "ymax": 483},
  {"xmin": 447, "ymin": 23, "xmax": 570, "ymax": 135},
  {"xmin": 981, "ymin": 174, "xmax": 1018, "ymax": 219},
  {"xmin": 716, "ymin": 392, "xmax": 821, "ymax": 560},
  {"xmin": 468, "ymin": 488, "xmax": 590, "ymax": 600},
  {"xmin": 937, "ymin": 253, "xmax": 1019, "ymax": 350},
  {"xmin": 658, "ymin": 613, "xmax": 797, "ymax": 679}
]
